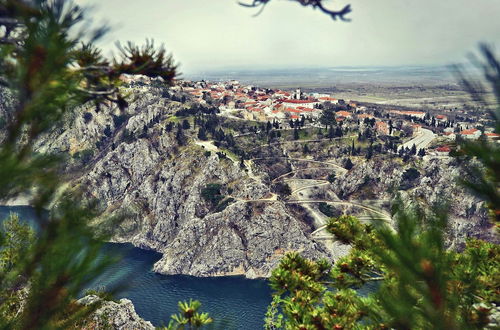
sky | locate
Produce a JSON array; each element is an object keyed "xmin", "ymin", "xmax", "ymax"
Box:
[{"xmin": 76, "ymin": 0, "xmax": 500, "ymax": 74}]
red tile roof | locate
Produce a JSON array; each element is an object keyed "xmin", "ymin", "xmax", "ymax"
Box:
[
  {"xmin": 460, "ymin": 129, "xmax": 479, "ymax": 135},
  {"xmin": 281, "ymin": 99, "xmax": 316, "ymax": 104},
  {"xmin": 485, "ymin": 132, "xmax": 500, "ymax": 137},
  {"xmin": 436, "ymin": 146, "xmax": 451, "ymax": 152},
  {"xmin": 336, "ymin": 111, "xmax": 351, "ymax": 117}
]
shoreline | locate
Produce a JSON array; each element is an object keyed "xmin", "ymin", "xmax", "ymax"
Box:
[{"xmin": 0, "ymin": 194, "xmax": 32, "ymax": 206}]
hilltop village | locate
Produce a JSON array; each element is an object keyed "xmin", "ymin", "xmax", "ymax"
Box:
[{"xmin": 166, "ymin": 79, "xmax": 499, "ymax": 159}]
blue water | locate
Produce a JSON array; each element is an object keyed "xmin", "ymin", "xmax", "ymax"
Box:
[
  {"xmin": 0, "ymin": 206, "xmax": 272, "ymax": 329},
  {"xmin": 0, "ymin": 205, "xmax": 379, "ymax": 329}
]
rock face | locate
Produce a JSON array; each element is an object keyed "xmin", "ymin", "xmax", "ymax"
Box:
[
  {"xmin": 82, "ymin": 138, "xmax": 329, "ymax": 278},
  {"xmin": 333, "ymin": 157, "xmax": 494, "ymax": 245},
  {"xmin": 78, "ymin": 295, "xmax": 154, "ymax": 330},
  {"xmin": 33, "ymin": 79, "xmax": 331, "ymax": 278},
  {"xmin": 27, "ymin": 77, "xmax": 491, "ymax": 278}
]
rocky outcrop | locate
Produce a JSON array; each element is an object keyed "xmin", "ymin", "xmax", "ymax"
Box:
[
  {"xmin": 78, "ymin": 295, "xmax": 154, "ymax": 330},
  {"xmin": 28, "ymin": 77, "xmax": 491, "ymax": 278},
  {"xmin": 82, "ymin": 137, "xmax": 329, "ymax": 278},
  {"xmin": 31, "ymin": 79, "xmax": 332, "ymax": 278},
  {"xmin": 333, "ymin": 156, "xmax": 493, "ymax": 244}
]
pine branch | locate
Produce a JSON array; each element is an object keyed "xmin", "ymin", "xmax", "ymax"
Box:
[{"xmin": 239, "ymin": 0, "xmax": 352, "ymax": 21}]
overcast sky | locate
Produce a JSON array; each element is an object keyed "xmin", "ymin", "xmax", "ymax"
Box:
[{"xmin": 76, "ymin": 0, "xmax": 500, "ymax": 74}]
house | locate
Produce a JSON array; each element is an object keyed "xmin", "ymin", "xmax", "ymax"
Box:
[
  {"xmin": 269, "ymin": 110, "xmax": 286, "ymax": 120},
  {"xmin": 357, "ymin": 113, "xmax": 374, "ymax": 120},
  {"xmin": 411, "ymin": 124, "xmax": 422, "ymax": 133},
  {"xmin": 460, "ymin": 128, "xmax": 481, "ymax": 140},
  {"xmin": 280, "ymin": 99, "xmax": 320, "ymax": 109},
  {"xmin": 436, "ymin": 146, "xmax": 451, "ymax": 155},
  {"xmin": 318, "ymin": 97, "xmax": 339, "ymax": 104},
  {"xmin": 485, "ymin": 132, "xmax": 500, "ymax": 140},
  {"xmin": 443, "ymin": 132, "xmax": 456, "ymax": 140},
  {"xmin": 336, "ymin": 111, "xmax": 352, "ymax": 118},
  {"xmin": 375, "ymin": 121, "xmax": 389, "ymax": 135},
  {"xmin": 389, "ymin": 110, "xmax": 426, "ymax": 119}
]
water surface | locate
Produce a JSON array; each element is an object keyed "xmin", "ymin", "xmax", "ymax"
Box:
[{"xmin": 0, "ymin": 206, "xmax": 272, "ymax": 329}]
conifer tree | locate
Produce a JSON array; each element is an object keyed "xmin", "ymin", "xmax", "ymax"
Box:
[{"xmin": 0, "ymin": 1, "xmax": 182, "ymax": 328}]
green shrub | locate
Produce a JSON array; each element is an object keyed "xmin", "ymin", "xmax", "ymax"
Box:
[
  {"xmin": 318, "ymin": 202, "xmax": 338, "ymax": 217},
  {"xmin": 326, "ymin": 215, "xmax": 364, "ymax": 244},
  {"xmin": 214, "ymin": 197, "xmax": 235, "ymax": 213},
  {"xmin": 201, "ymin": 184, "xmax": 224, "ymax": 207},
  {"xmin": 73, "ymin": 149, "xmax": 94, "ymax": 164}
]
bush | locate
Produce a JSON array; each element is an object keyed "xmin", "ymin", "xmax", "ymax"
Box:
[
  {"xmin": 122, "ymin": 129, "xmax": 135, "ymax": 144},
  {"xmin": 215, "ymin": 197, "xmax": 235, "ymax": 213},
  {"xmin": 73, "ymin": 149, "xmax": 93, "ymax": 164},
  {"xmin": 103, "ymin": 125, "xmax": 113, "ymax": 138},
  {"xmin": 112, "ymin": 114, "xmax": 129, "ymax": 127},
  {"xmin": 326, "ymin": 215, "xmax": 364, "ymax": 244},
  {"xmin": 201, "ymin": 184, "xmax": 224, "ymax": 207},
  {"xmin": 274, "ymin": 182, "xmax": 292, "ymax": 197},
  {"xmin": 400, "ymin": 167, "xmax": 420, "ymax": 190},
  {"xmin": 344, "ymin": 158, "xmax": 354, "ymax": 170},
  {"xmin": 318, "ymin": 202, "xmax": 339, "ymax": 217},
  {"xmin": 83, "ymin": 112, "xmax": 93, "ymax": 124}
]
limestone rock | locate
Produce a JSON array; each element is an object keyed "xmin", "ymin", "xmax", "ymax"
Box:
[{"xmin": 79, "ymin": 295, "xmax": 154, "ymax": 330}]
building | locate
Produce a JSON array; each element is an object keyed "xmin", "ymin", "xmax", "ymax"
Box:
[
  {"xmin": 460, "ymin": 128, "xmax": 481, "ymax": 140},
  {"xmin": 375, "ymin": 121, "xmax": 389, "ymax": 135},
  {"xmin": 357, "ymin": 113, "xmax": 374, "ymax": 120},
  {"xmin": 318, "ymin": 97, "xmax": 339, "ymax": 104},
  {"xmin": 389, "ymin": 110, "xmax": 426, "ymax": 119},
  {"xmin": 336, "ymin": 111, "xmax": 352, "ymax": 118},
  {"xmin": 280, "ymin": 99, "xmax": 320, "ymax": 109},
  {"xmin": 443, "ymin": 132, "xmax": 456, "ymax": 140},
  {"xmin": 436, "ymin": 146, "xmax": 451, "ymax": 155},
  {"xmin": 485, "ymin": 132, "xmax": 500, "ymax": 141}
]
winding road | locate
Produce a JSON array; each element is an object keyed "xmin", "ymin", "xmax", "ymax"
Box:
[{"xmin": 196, "ymin": 138, "xmax": 392, "ymax": 251}]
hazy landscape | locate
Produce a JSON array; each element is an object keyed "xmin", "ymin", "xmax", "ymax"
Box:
[
  {"xmin": 0, "ymin": 1, "xmax": 499, "ymax": 329},
  {"xmin": 186, "ymin": 65, "xmax": 481, "ymax": 108}
]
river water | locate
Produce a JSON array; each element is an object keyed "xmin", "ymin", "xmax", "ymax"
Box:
[
  {"xmin": 0, "ymin": 206, "xmax": 272, "ymax": 329},
  {"xmin": 0, "ymin": 205, "xmax": 378, "ymax": 329}
]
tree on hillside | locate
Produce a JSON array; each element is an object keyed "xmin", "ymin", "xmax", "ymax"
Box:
[
  {"xmin": 197, "ymin": 127, "xmax": 208, "ymax": 141},
  {"xmin": 344, "ymin": 158, "xmax": 354, "ymax": 170},
  {"xmin": 294, "ymin": 128, "xmax": 300, "ymax": 140},
  {"xmin": 320, "ymin": 108, "xmax": 336, "ymax": 128}
]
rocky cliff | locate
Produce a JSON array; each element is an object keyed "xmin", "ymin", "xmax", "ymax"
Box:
[
  {"xmin": 333, "ymin": 156, "xmax": 494, "ymax": 245},
  {"xmin": 31, "ymin": 78, "xmax": 331, "ymax": 278},
  {"xmin": 78, "ymin": 295, "xmax": 154, "ymax": 330},
  {"xmin": 14, "ymin": 76, "xmax": 491, "ymax": 278}
]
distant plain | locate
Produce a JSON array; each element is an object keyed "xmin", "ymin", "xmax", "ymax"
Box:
[{"xmin": 185, "ymin": 66, "xmax": 492, "ymax": 109}]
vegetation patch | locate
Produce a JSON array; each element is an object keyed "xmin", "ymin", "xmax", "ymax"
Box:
[{"xmin": 326, "ymin": 215, "xmax": 365, "ymax": 244}]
